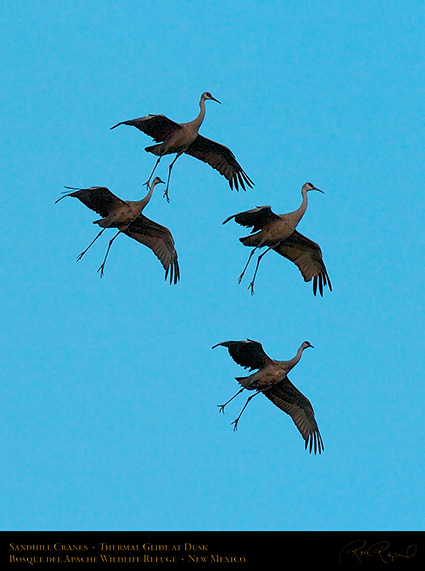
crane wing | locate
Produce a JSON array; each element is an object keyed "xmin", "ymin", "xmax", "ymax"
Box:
[
  {"xmin": 57, "ymin": 186, "xmax": 127, "ymax": 217},
  {"xmin": 273, "ymin": 230, "xmax": 332, "ymax": 296},
  {"xmin": 212, "ymin": 339, "xmax": 273, "ymax": 371},
  {"xmin": 124, "ymin": 214, "xmax": 180, "ymax": 284},
  {"xmin": 110, "ymin": 114, "xmax": 182, "ymax": 142},
  {"xmin": 223, "ymin": 205, "xmax": 279, "ymax": 230},
  {"xmin": 263, "ymin": 376, "xmax": 324, "ymax": 454},
  {"xmin": 185, "ymin": 135, "xmax": 254, "ymax": 191}
]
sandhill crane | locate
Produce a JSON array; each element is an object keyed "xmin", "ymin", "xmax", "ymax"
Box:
[
  {"xmin": 223, "ymin": 182, "xmax": 331, "ymax": 296},
  {"xmin": 55, "ymin": 177, "xmax": 180, "ymax": 283},
  {"xmin": 212, "ymin": 339, "xmax": 324, "ymax": 454},
  {"xmin": 110, "ymin": 92, "xmax": 254, "ymax": 201}
]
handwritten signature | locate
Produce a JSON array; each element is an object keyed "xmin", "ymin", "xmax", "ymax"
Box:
[{"xmin": 339, "ymin": 539, "xmax": 417, "ymax": 564}]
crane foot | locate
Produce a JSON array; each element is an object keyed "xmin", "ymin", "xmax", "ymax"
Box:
[
  {"xmin": 76, "ymin": 252, "xmax": 85, "ymax": 262},
  {"xmin": 217, "ymin": 404, "xmax": 226, "ymax": 414},
  {"xmin": 248, "ymin": 282, "xmax": 255, "ymax": 295},
  {"xmin": 231, "ymin": 419, "xmax": 240, "ymax": 431},
  {"xmin": 97, "ymin": 264, "xmax": 106, "ymax": 278},
  {"xmin": 163, "ymin": 190, "xmax": 171, "ymax": 203}
]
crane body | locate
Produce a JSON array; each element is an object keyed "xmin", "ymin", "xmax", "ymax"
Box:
[
  {"xmin": 224, "ymin": 182, "xmax": 331, "ymax": 296},
  {"xmin": 111, "ymin": 92, "xmax": 253, "ymax": 200},
  {"xmin": 56, "ymin": 177, "xmax": 180, "ymax": 283},
  {"xmin": 213, "ymin": 339, "xmax": 324, "ymax": 454}
]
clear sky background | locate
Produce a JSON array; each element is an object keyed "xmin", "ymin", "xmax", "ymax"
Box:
[{"xmin": 1, "ymin": 1, "xmax": 424, "ymax": 531}]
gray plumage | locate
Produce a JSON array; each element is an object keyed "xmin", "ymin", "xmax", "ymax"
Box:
[
  {"xmin": 111, "ymin": 92, "xmax": 253, "ymax": 200},
  {"xmin": 213, "ymin": 339, "xmax": 324, "ymax": 454},
  {"xmin": 224, "ymin": 183, "xmax": 331, "ymax": 295},
  {"xmin": 56, "ymin": 177, "xmax": 179, "ymax": 282}
]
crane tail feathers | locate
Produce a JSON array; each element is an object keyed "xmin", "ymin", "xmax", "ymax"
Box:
[{"xmin": 239, "ymin": 234, "xmax": 261, "ymax": 247}]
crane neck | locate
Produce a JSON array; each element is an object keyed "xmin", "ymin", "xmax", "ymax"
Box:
[
  {"xmin": 285, "ymin": 344, "xmax": 307, "ymax": 370},
  {"xmin": 289, "ymin": 188, "xmax": 309, "ymax": 228},
  {"xmin": 137, "ymin": 179, "xmax": 159, "ymax": 211},
  {"xmin": 192, "ymin": 96, "xmax": 207, "ymax": 130}
]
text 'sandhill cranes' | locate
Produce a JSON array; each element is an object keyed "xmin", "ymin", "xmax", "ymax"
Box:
[
  {"xmin": 224, "ymin": 182, "xmax": 331, "ymax": 295},
  {"xmin": 56, "ymin": 177, "xmax": 180, "ymax": 283},
  {"xmin": 213, "ymin": 339, "xmax": 324, "ymax": 454},
  {"xmin": 111, "ymin": 92, "xmax": 254, "ymax": 201}
]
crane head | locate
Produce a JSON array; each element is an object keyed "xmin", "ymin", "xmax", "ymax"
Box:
[
  {"xmin": 202, "ymin": 92, "xmax": 221, "ymax": 104},
  {"xmin": 151, "ymin": 177, "xmax": 165, "ymax": 186},
  {"xmin": 303, "ymin": 182, "xmax": 324, "ymax": 194},
  {"xmin": 301, "ymin": 341, "xmax": 314, "ymax": 350}
]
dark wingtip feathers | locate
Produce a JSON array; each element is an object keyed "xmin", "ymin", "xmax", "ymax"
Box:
[
  {"xmin": 305, "ymin": 431, "xmax": 324, "ymax": 454},
  {"xmin": 222, "ymin": 214, "xmax": 235, "ymax": 225},
  {"xmin": 165, "ymin": 260, "xmax": 180, "ymax": 285},
  {"xmin": 110, "ymin": 120, "xmax": 136, "ymax": 130},
  {"xmin": 228, "ymin": 171, "xmax": 254, "ymax": 192},
  {"xmin": 312, "ymin": 271, "xmax": 332, "ymax": 296},
  {"xmin": 211, "ymin": 341, "xmax": 231, "ymax": 350},
  {"xmin": 55, "ymin": 186, "xmax": 81, "ymax": 204}
]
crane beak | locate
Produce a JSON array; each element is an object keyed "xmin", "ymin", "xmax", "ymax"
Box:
[
  {"xmin": 151, "ymin": 177, "xmax": 165, "ymax": 186},
  {"xmin": 210, "ymin": 96, "xmax": 221, "ymax": 104},
  {"xmin": 313, "ymin": 187, "xmax": 324, "ymax": 194},
  {"xmin": 308, "ymin": 343, "xmax": 314, "ymax": 349}
]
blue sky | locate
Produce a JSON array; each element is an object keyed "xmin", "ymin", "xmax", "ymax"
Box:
[{"xmin": 1, "ymin": 0, "xmax": 425, "ymax": 531}]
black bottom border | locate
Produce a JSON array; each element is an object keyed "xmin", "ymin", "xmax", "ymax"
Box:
[{"xmin": 2, "ymin": 531, "xmax": 424, "ymax": 569}]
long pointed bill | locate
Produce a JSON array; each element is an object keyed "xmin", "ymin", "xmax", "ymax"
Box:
[
  {"xmin": 211, "ymin": 96, "xmax": 221, "ymax": 104},
  {"xmin": 313, "ymin": 187, "xmax": 324, "ymax": 193}
]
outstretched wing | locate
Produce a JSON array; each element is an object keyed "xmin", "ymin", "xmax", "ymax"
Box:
[
  {"xmin": 110, "ymin": 114, "xmax": 182, "ymax": 142},
  {"xmin": 185, "ymin": 135, "xmax": 254, "ymax": 191},
  {"xmin": 263, "ymin": 376, "xmax": 324, "ymax": 454},
  {"xmin": 124, "ymin": 214, "xmax": 180, "ymax": 284},
  {"xmin": 223, "ymin": 205, "xmax": 279, "ymax": 230},
  {"xmin": 212, "ymin": 339, "xmax": 273, "ymax": 371},
  {"xmin": 273, "ymin": 230, "xmax": 332, "ymax": 296},
  {"xmin": 56, "ymin": 186, "xmax": 127, "ymax": 218}
]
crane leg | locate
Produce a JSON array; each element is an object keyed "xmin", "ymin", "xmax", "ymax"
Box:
[
  {"xmin": 144, "ymin": 157, "xmax": 162, "ymax": 187},
  {"xmin": 76, "ymin": 228, "xmax": 106, "ymax": 261},
  {"xmin": 163, "ymin": 153, "xmax": 182, "ymax": 202},
  {"xmin": 238, "ymin": 248, "xmax": 258, "ymax": 284},
  {"xmin": 248, "ymin": 248, "xmax": 272, "ymax": 295},
  {"xmin": 97, "ymin": 231, "xmax": 121, "ymax": 278},
  {"xmin": 231, "ymin": 391, "xmax": 262, "ymax": 431},
  {"xmin": 217, "ymin": 388, "xmax": 245, "ymax": 414}
]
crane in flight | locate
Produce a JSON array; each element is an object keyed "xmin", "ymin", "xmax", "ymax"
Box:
[
  {"xmin": 213, "ymin": 339, "xmax": 324, "ymax": 454},
  {"xmin": 224, "ymin": 182, "xmax": 331, "ymax": 295},
  {"xmin": 56, "ymin": 177, "xmax": 180, "ymax": 283},
  {"xmin": 111, "ymin": 92, "xmax": 254, "ymax": 201}
]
